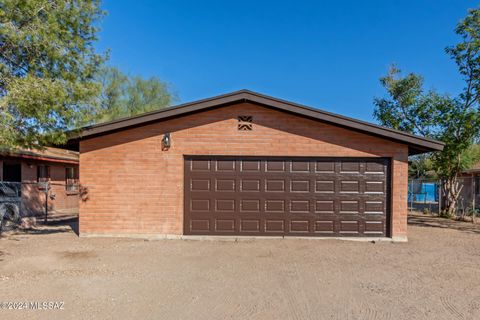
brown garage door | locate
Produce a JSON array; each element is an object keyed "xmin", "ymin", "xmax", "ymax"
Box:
[{"xmin": 184, "ymin": 157, "xmax": 390, "ymax": 237}]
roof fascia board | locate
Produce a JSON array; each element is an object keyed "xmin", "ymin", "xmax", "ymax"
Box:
[
  {"xmin": 242, "ymin": 93, "xmax": 443, "ymax": 151},
  {"xmin": 72, "ymin": 90, "xmax": 444, "ymax": 153}
]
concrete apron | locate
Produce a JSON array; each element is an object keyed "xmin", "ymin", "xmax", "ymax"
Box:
[{"xmin": 80, "ymin": 233, "xmax": 408, "ymax": 243}]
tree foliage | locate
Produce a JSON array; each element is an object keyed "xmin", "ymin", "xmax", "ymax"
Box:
[
  {"xmin": 446, "ymin": 8, "xmax": 480, "ymax": 109},
  {"xmin": 374, "ymin": 8, "xmax": 480, "ymax": 216},
  {"xmin": 0, "ymin": 0, "xmax": 106, "ymax": 149},
  {"xmin": 408, "ymin": 155, "xmax": 435, "ymax": 179},
  {"xmin": 95, "ymin": 67, "xmax": 175, "ymax": 123}
]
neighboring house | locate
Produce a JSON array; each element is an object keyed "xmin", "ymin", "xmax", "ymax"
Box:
[
  {"xmin": 67, "ymin": 90, "xmax": 444, "ymax": 241},
  {"xmin": 0, "ymin": 147, "xmax": 79, "ymax": 216},
  {"xmin": 457, "ymin": 163, "xmax": 480, "ymax": 213}
]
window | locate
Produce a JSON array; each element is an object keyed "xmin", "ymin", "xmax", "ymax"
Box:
[
  {"xmin": 476, "ymin": 176, "xmax": 480, "ymax": 195},
  {"xmin": 66, "ymin": 167, "xmax": 79, "ymax": 192},
  {"xmin": 37, "ymin": 165, "xmax": 51, "ymax": 183}
]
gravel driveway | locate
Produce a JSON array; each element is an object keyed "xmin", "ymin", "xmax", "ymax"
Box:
[{"xmin": 1, "ymin": 214, "xmax": 480, "ymax": 320}]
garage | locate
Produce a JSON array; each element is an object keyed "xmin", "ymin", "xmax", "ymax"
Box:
[
  {"xmin": 70, "ymin": 89, "xmax": 444, "ymax": 240},
  {"xmin": 185, "ymin": 157, "xmax": 389, "ymax": 237}
]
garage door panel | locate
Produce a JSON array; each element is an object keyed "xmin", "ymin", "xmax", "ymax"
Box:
[
  {"xmin": 290, "ymin": 179, "xmax": 311, "ymax": 192},
  {"xmin": 339, "ymin": 200, "xmax": 360, "ymax": 214},
  {"xmin": 240, "ymin": 220, "xmax": 261, "ymax": 232},
  {"xmin": 191, "ymin": 159, "xmax": 211, "ymax": 171},
  {"xmin": 185, "ymin": 157, "xmax": 389, "ymax": 237},
  {"xmin": 339, "ymin": 220, "xmax": 360, "ymax": 234},
  {"xmin": 265, "ymin": 199, "xmax": 285, "ymax": 213},
  {"xmin": 315, "ymin": 180, "xmax": 335, "ymax": 193},
  {"xmin": 215, "ymin": 219, "xmax": 236, "ymax": 232},
  {"xmin": 265, "ymin": 220, "xmax": 285, "ymax": 233},
  {"xmin": 315, "ymin": 161, "xmax": 336, "ymax": 173},
  {"xmin": 339, "ymin": 180, "xmax": 360, "ymax": 193},
  {"xmin": 190, "ymin": 179, "xmax": 211, "ymax": 191},
  {"xmin": 190, "ymin": 219, "xmax": 210, "ymax": 232},
  {"xmin": 265, "ymin": 160, "xmax": 287, "ymax": 172},
  {"xmin": 365, "ymin": 200, "xmax": 386, "ymax": 214},
  {"xmin": 291, "ymin": 161, "xmax": 311, "ymax": 172},
  {"xmin": 364, "ymin": 221, "xmax": 385, "ymax": 234},
  {"xmin": 365, "ymin": 161, "xmax": 386, "ymax": 174},
  {"xmin": 315, "ymin": 200, "xmax": 335, "ymax": 213},
  {"xmin": 365, "ymin": 181, "xmax": 386, "ymax": 194},
  {"xmin": 289, "ymin": 220, "xmax": 310, "ymax": 233},
  {"xmin": 314, "ymin": 220, "xmax": 335, "ymax": 233},
  {"xmin": 215, "ymin": 199, "xmax": 235, "ymax": 212},
  {"xmin": 265, "ymin": 179, "xmax": 286, "ymax": 192},
  {"xmin": 190, "ymin": 199, "xmax": 210, "ymax": 212},
  {"xmin": 241, "ymin": 179, "xmax": 261, "ymax": 191},
  {"xmin": 240, "ymin": 160, "xmax": 262, "ymax": 172},
  {"xmin": 240, "ymin": 199, "xmax": 261, "ymax": 212},
  {"xmin": 215, "ymin": 179, "xmax": 236, "ymax": 191},
  {"xmin": 340, "ymin": 161, "xmax": 361, "ymax": 173},
  {"xmin": 215, "ymin": 160, "xmax": 236, "ymax": 172},
  {"xmin": 290, "ymin": 200, "xmax": 310, "ymax": 213}
]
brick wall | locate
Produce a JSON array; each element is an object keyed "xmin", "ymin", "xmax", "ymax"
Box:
[
  {"xmin": 0, "ymin": 157, "xmax": 79, "ymax": 216},
  {"xmin": 80, "ymin": 103, "xmax": 409, "ymax": 237},
  {"xmin": 20, "ymin": 161, "xmax": 79, "ymax": 215}
]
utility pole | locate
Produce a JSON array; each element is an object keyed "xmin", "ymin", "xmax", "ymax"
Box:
[
  {"xmin": 438, "ymin": 179, "xmax": 442, "ymax": 216},
  {"xmin": 43, "ymin": 181, "xmax": 50, "ymax": 223},
  {"xmin": 472, "ymin": 175, "xmax": 476, "ymax": 223},
  {"xmin": 409, "ymin": 180, "xmax": 413, "ymax": 212}
]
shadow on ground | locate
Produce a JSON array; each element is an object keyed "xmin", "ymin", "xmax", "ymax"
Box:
[
  {"xmin": 41, "ymin": 216, "xmax": 79, "ymax": 236},
  {"xmin": 25, "ymin": 218, "xmax": 78, "ymax": 236},
  {"xmin": 408, "ymin": 214, "xmax": 480, "ymax": 235},
  {"xmin": 1, "ymin": 214, "xmax": 78, "ymax": 238},
  {"xmin": 33, "ymin": 215, "xmax": 79, "ymax": 236}
]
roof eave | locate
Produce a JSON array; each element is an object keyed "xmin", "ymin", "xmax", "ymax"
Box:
[
  {"xmin": 69, "ymin": 90, "xmax": 444, "ymax": 155},
  {"xmin": 0, "ymin": 152, "xmax": 79, "ymax": 164}
]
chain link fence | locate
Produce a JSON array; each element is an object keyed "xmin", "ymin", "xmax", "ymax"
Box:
[
  {"xmin": 409, "ymin": 176, "xmax": 479, "ymax": 218},
  {"xmin": 0, "ymin": 182, "xmax": 23, "ymax": 234},
  {"xmin": 408, "ymin": 179, "xmax": 440, "ymax": 214},
  {"xmin": 0, "ymin": 181, "xmax": 79, "ymax": 234},
  {"xmin": 454, "ymin": 176, "xmax": 479, "ymax": 218}
]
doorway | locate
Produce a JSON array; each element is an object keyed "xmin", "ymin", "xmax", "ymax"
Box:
[{"xmin": 3, "ymin": 162, "xmax": 22, "ymax": 182}]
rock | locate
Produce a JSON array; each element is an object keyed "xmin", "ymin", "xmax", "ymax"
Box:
[{"xmin": 20, "ymin": 217, "xmax": 36, "ymax": 229}]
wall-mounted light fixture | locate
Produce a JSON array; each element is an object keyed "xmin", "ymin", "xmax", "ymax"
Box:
[{"xmin": 162, "ymin": 132, "xmax": 171, "ymax": 150}]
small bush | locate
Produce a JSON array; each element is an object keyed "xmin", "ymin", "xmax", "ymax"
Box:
[{"xmin": 439, "ymin": 210, "xmax": 452, "ymax": 219}]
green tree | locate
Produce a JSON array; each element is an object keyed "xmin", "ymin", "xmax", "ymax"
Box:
[
  {"xmin": 374, "ymin": 8, "xmax": 480, "ymax": 217},
  {"xmin": 0, "ymin": 0, "xmax": 106, "ymax": 150},
  {"xmin": 409, "ymin": 155, "xmax": 435, "ymax": 179},
  {"xmin": 96, "ymin": 67, "xmax": 175, "ymax": 123},
  {"xmin": 96, "ymin": 66, "xmax": 128, "ymax": 121}
]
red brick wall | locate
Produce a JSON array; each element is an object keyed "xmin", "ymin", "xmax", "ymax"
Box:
[
  {"xmin": 0, "ymin": 157, "xmax": 79, "ymax": 215},
  {"xmin": 80, "ymin": 103, "xmax": 408, "ymax": 238},
  {"xmin": 20, "ymin": 161, "xmax": 79, "ymax": 215}
]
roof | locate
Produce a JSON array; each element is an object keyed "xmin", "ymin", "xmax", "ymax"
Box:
[
  {"xmin": 69, "ymin": 89, "xmax": 444, "ymax": 155},
  {"xmin": 0, "ymin": 147, "xmax": 79, "ymax": 164},
  {"xmin": 463, "ymin": 161, "xmax": 480, "ymax": 174}
]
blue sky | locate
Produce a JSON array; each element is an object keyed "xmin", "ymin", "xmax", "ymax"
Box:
[{"xmin": 97, "ymin": 0, "xmax": 477, "ymax": 122}]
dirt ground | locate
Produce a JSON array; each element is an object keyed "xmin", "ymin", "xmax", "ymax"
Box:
[{"xmin": 1, "ymin": 214, "xmax": 480, "ymax": 320}]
